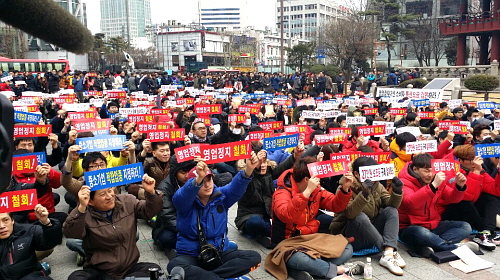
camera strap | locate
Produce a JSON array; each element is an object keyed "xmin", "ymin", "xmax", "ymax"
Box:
[{"xmin": 196, "ymin": 209, "xmax": 225, "ymax": 252}]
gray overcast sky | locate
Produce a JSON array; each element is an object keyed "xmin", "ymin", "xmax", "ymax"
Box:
[{"xmin": 83, "ymin": 0, "xmax": 277, "ymax": 34}]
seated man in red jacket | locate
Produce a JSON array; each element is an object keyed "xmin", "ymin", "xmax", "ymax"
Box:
[
  {"xmin": 270, "ymin": 156, "xmax": 364, "ymax": 280},
  {"xmin": 441, "ymin": 145, "xmax": 500, "ymax": 250},
  {"xmin": 398, "ymin": 153, "xmax": 477, "ymax": 257},
  {"xmin": 342, "ymin": 126, "xmax": 390, "ymax": 153}
]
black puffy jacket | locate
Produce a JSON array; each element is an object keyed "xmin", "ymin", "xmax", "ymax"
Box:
[{"xmin": 0, "ymin": 221, "xmax": 62, "ymax": 279}]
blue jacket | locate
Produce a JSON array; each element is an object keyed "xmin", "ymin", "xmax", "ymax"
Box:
[
  {"xmin": 173, "ymin": 170, "xmax": 252, "ymax": 256},
  {"xmin": 73, "ymin": 77, "xmax": 85, "ymax": 92},
  {"xmin": 386, "ymin": 73, "xmax": 398, "ymax": 86}
]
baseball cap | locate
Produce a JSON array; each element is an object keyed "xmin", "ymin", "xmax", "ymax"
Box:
[
  {"xmin": 187, "ymin": 167, "xmax": 214, "ymax": 180},
  {"xmin": 452, "ymin": 107, "xmax": 464, "ymax": 114}
]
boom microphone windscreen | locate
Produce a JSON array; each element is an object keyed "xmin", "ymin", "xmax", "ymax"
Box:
[{"xmin": 0, "ymin": 0, "xmax": 94, "ymax": 54}]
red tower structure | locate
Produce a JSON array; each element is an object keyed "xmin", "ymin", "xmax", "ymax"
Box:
[{"xmin": 439, "ymin": 0, "xmax": 500, "ymax": 66}]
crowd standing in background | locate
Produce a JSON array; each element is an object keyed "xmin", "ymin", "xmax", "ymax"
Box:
[{"xmin": 1, "ymin": 66, "xmax": 500, "ymax": 280}]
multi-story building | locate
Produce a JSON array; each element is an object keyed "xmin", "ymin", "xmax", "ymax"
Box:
[
  {"xmin": 200, "ymin": 0, "xmax": 249, "ymax": 31},
  {"xmin": 275, "ymin": 0, "xmax": 349, "ymax": 41},
  {"xmin": 100, "ymin": 0, "xmax": 152, "ymax": 42}
]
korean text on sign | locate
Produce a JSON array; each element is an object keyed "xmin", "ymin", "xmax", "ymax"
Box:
[
  {"xmin": 12, "ymin": 155, "xmax": 37, "ymax": 175},
  {"xmin": 359, "ymin": 164, "xmax": 395, "ymax": 182},
  {"xmin": 13, "ymin": 125, "xmax": 52, "ymax": 137},
  {"xmin": 449, "ymin": 125, "xmax": 468, "ymax": 134},
  {"xmin": 475, "ymin": 144, "xmax": 500, "ymax": 158},
  {"xmin": 228, "ymin": 114, "xmax": 247, "ymax": 123},
  {"xmin": 136, "ymin": 123, "xmax": 170, "ymax": 133},
  {"xmin": 438, "ymin": 120, "xmax": 460, "ymax": 130},
  {"xmin": 67, "ymin": 111, "xmax": 97, "ymax": 120},
  {"xmin": 72, "ymin": 119, "xmax": 111, "ymax": 132},
  {"xmin": 259, "ymin": 121, "xmax": 284, "ymax": 131},
  {"xmin": 263, "ymin": 134, "xmax": 299, "ymax": 152},
  {"xmin": 389, "ymin": 108, "xmax": 407, "ymax": 115},
  {"xmin": 238, "ymin": 106, "xmax": 260, "ymax": 114},
  {"xmin": 147, "ymin": 129, "xmax": 185, "ymax": 142},
  {"xmin": 431, "ymin": 159, "xmax": 460, "ymax": 177},
  {"xmin": 307, "ymin": 160, "xmax": 349, "ymax": 178},
  {"xmin": 194, "ymin": 104, "xmax": 222, "ymax": 115},
  {"xmin": 331, "ymin": 152, "xmax": 360, "ymax": 162},
  {"xmin": 248, "ymin": 131, "xmax": 272, "ymax": 141},
  {"xmin": 199, "ymin": 140, "xmax": 252, "ymax": 164},
  {"xmin": 357, "ymin": 125, "xmax": 386, "ymax": 136},
  {"xmin": 174, "ymin": 144, "xmax": 206, "ymax": 163},
  {"xmin": 417, "ymin": 112, "xmax": 435, "ymax": 119},
  {"xmin": 84, "ymin": 163, "xmax": 144, "ymax": 191},
  {"xmin": 405, "ymin": 140, "xmax": 438, "ymax": 154},
  {"xmin": 359, "ymin": 152, "xmax": 392, "ymax": 164},
  {"xmin": 14, "ymin": 111, "xmax": 41, "ymax": 124},
  {"xmin": 13, "ymin": 152, "xmax": 46, "ymax": 166},
  {"xmin": 346, "ymin": 117, "xmax": 366, "ymax": 125},
  {"xmin": 127, "ymin": 114, "xmax": 163, "ymax": 123},
  {"xmin": 363, "ymin": 108, "xmax": 378, "ymax": 115},
  {"xmin": 329, "ymin": 128, "xmax": 352, "ymax": 135},
  {"xmin": 0, "ymin": 189, "xmax": 37, "ymax": 213},
  {"xmin": 76, "ymin": 135, "xmax": 126, "ymax": 153},
  {"xmin": 314, "ymin": 134, "xmax": 348, "ymax": 145}
]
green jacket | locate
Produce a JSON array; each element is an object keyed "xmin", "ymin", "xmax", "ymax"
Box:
[{"xmin": 329, "ymin": 177, "xmax": 403, "ymax": 234}]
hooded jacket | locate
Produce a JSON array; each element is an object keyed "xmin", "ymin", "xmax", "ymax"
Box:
[
  {"xmin": 390, "ymin": 139, "xmax": 452, "ymax": 176},
  {"xmin": 173, "ymin": 170, "xmax": 253, "ymax": 257},
  {"xmin": 234, "ymin": 153, "xmax": 296, "ymax": 230},
  {"xmin": 271, "ymin": 169, "xmax": 352, "ymax": 245},
  {"xmin": 457, "ymin": 167, "xmax": 500, "ymax": 203},
  {"xmin": 343, "ymin": 137, "xmax": 385, "ymax": 153},
  {"xmin": 330, "ymin": 176, "xmax": 402, "ymax": 234},
  {"xmin": 63, "ymin": 193, "xmax": 162, "ymax": 279},
  {"xmin": 0, "ymin": 221, "xmax": 62, "ymax": 280},
  {"xmin": 153, "ymin": 155, "xmax": 196, "ymax": 240},
  {"xmin": 398, "ymin": 162, "xmax": 466, "ymax": 230}
]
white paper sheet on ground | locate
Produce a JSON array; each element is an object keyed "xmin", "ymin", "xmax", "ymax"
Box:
[
  {"xmin": 449, "ymin": 245, "xmax": 494, "ymax": 273},
  {"xmin": 319, "ymin": 209, "xmax": 335, "ymax": 217}
]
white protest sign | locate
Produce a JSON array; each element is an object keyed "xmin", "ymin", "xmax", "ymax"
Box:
[
  {"xmin": 0, "ymin": 91, "xmax": 15, "ymax": 98},
  {"xmin": 396, "ymin": 126, "xmax": 422, "ymax": 137},
  {"xmin": 495, "ymin": 120, "xmax": 500, "ymax": 131},
  {"xmin": 63, "ymin": 103, "xmax": 90, "ymax": 112},
  {"xmin": 359, "ymin": 164, "xmax": 395, "ymax": 182},
  {"xmin": 405, "ymin": 140, "xmax": 438, "ymax": 154},
  {"xmin": 119, "ymin": 107, "xmax": 147, "ymax": 116},
  {"xmin": 448, "ymin": 99, "xmax": 462, "ymax": 109},
  {"xmin": 346, "ymin": 116, "xmax": 366, "ymax": 125},
  {"xmin": 15, "ymin": 81, "xmax": 26, "ymax": 85},
  {"xmin": 377, "ymin": 88, "xmax": 443, "ymax": 102},
  {"xmin": 373, "ymin": 121, "xmax": 395, "ymax": 136},
  {"xmin": 13, "ymin": 99, "xmax": 35, "ymax": 106},
  {"xmin": 131, "ymin": 101, "xmax": 150, "ymax": 106},
  {"xmin": 1, "ymin": 75, "xmax": 13, "ymax": 82},
  {"xmin": 316, "ymin": 103, "xmax": 334, "ymax": 110},
  {"xmin": 90, "ymin": 98, "xmax": 105, "ymax": 108}
]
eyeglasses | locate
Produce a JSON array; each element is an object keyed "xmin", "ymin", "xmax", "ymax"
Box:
[
  {"xmin": 196, "ymin": 126, "xmax": 207, "ymax": 131},
  {"xmin": 89, "ymin": 163, "xmax": 107, "ymax": 169}
]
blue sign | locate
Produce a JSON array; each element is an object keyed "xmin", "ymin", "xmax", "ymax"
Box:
[
  {"xmin": 93, "ymin": 130, "xmax": 111, "ymax": 136},
  {"xmin": 413, "ymin": 99, "xmax": 430, "ymax": 107},
  {"xmin": 215, "ymin": 94, "xmax": 228, "ymax": 99},
  {"xmin": 13, "ymin": 152, "xmax": 46, "ymax": 165},
  {"xmin": 84, "ymin": 163, "xmax": 144, "ymax": 191},
  {"xmin": 14, "ymin": 111, "xmax": 42, "ymax": 124},
  {"xmin": 475, "ymin": 143, "xmax": 500, "ymax": 158},
  {"xmin": 107, "ymin": 113, "xmax": 127, "ymax": 122},
  {"xmin": 478, "ymin": 101, "xmax": 496, "ymax": 110},
  {"xmin": 243, "ymin": 93, "xmax": 274, "ymax": 100},
  {"xmin": 263, "ymin": 134, "xmax": 300, "ymax": 152},
  {"xmin": 76, "ymin": 135, "xmax": 126, "ymax": 153}
]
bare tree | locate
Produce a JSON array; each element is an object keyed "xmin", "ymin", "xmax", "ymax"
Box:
[{"xmin": 322, "ymin": 15, "xmax": 375, "ymax": 78}]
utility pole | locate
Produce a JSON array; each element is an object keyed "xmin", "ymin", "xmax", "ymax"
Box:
[{"xmin": 280, "ymin": 0, "xmax": 285, "ymax": 73}]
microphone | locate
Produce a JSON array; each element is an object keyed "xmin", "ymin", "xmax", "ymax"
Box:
[
  {"xmin": 0, "ymin": 0, "xmax": 93, "ymax": 54},
  {"xmin": 168, "ymin": 266, "xmax": 184, "ymax": 280}
]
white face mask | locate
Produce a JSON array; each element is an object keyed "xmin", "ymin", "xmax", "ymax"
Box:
[
  {"xmin": 471, "ymin": 117, "xmax": 479, "ymax": 123},
  {"xmin": 213, "ymin": 124, "xmax": 221, "ymax": 134},
  {"xmin": 362, "ymin": 136, "xmax": 369, "ymax": 146},
  {"xmin": 232, "ymin": 128, "xmax": 241, "ymax": 135},
  {"xmin": 244, "ymin": 118, "xmax": 251, "ymax": 126}
]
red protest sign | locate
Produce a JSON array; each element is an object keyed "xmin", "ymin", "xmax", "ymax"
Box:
[
  {"xmin": 359, "ymin": 152, "xmax": 392, "ymax": 164},
  {"xmin": 174, "ymin": 144, "xmax": 207, "ymax": 163},
  {"xmin": 14, "ymin": 125, "xmax": 52, "ymax": 137},
  {"xmin": 107, "ymin": 91, "xmax": 127, "ymax": 99},
  {"xmin": 307, "ymin": 160, "xmax": 349, "ymax": 178},
  {"xmin": 12, "ymin": 155, "xmax": 37, "ymax": 174},
  {"xmin": 417, "ymin": 112, "xmax": 436, "ymax": 119},
  {"xmin": 200, "ymin": 140, "xmax": 252, "ymax": 164},
  {"xmin": 127, "ymin": 114, "xmax": 163, "ymax": 123},
  {"xmin": 248, "ymin": 131, "xmax": 272, "ymax": 140},
  {"xmin": 449, "ymin": 125, "xmax": 468, "ymax": 134},
  {"xmin": 150, "ymin": 109, "xmax": 170, "ymax": 115},
  {"xmin": 14, "ymin": 105, "xmax": 39, "ymax": 113},
  {"xmin": 259, "ymin": 121, "xmax": 283, "ymax": 131},
  {"xmin": 72, "ymin": 119, "xmax": 111, "ymax": 132},
  {"xmin": 276, "ymin": 99, "xmax": 292, "ymax": 106},
  {"xmin": 335, "ymin": 94, "xmax": 346, "ymax": 99},
  {"xmin": 195, "ymin": 104, "xmax": 222, "ymax": 115},
  {"xmin": 228, "ymin": 114, "xmax": 247, "ymax": 123},
  {"xmin": 315, "ymin": 134, "xmax": 348, "ymax": 144},
  {"xmin": 176, "ymin": 98, "xmax": 195, "ymax": 105},
  {"xmin": 329, "ymin": 128, "xmax": 351, "ymax": 135},
  {"xmin": 238, "ymin": 105, "xmax": 260, "ymax": 114},
  {"xmin": 87, "ymin": 91, "xmax": 103, "ymax": 97},
  {"xmin": 136, "ymin": 122, "xmax": 170, "ymax": 133},
  {"xmin": 193, "ymin": 117, "xmax": 212, "ymax": 126},
  {"xmin": 147, "ymin": 129, "xmax": 185, "ymax": 142},
  {"xmin": 200, "ymin": 95, "xmax": 214, "ymax": 101},
  {"xmin": 331, "ymin": 152, "xmax": 360, "ymax": 162},
  {"xmin": 363, "ymin": 108, "xmax": 378, "ymax": 115},
  {"xmin": 390, "ymin": 108, "xmax": 407, "ymax": 115},
  {"xmin": 431, "ymin": 159, "xmax": 460, "ymax": 177},
  {"xmin": 357, "ymin": 125, "xmax": 386, "ymax": 136},
  {"xmin": 0, "ymin": 189, "xmax": 38, "ymax": 213},
  {"xmin": 284, "ymin": 125, "xmax": 309, "ymax": 134},
  {"xmin": 54, "ymin": 97, "xmax": 75, "ymax": 104},
  {"xmin": 67, "ymin": 111, "xmax": 98, "ymax": 120},
  {"xmin": 438, "ymin": 120, "xmax": 460, "ymax": 130}
]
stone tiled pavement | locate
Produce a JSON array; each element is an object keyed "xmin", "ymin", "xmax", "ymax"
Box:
[{"xmin": 47, "ymin": 186, "xmax": 500, "ymax": 280}]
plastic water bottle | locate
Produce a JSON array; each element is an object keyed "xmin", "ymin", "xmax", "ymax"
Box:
[{"xmin": 364, "ymin": 257, "xmax": 372, "ymax": 280}]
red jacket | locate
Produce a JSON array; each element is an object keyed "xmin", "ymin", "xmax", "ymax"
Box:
[
  {"xmin": 398, "ymin": 162, "xmax": 466, "ymax": 230},
  {"xmin": 271, "ymin": 169, "xmax": 352, "ymax": 245},
  {"xmin": 460, "ymin": 169, "xmax": 500, "ymax": 203},
  {"xmin": 342, "ymin": 138, "xmax": 385, "ymax": 153},
  {"xmin": 13, "ymin": 167, "xmax": 61, "ymax": 221}
]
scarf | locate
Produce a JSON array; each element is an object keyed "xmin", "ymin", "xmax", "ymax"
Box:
[{"xmin": 193, "ymin": 134, "xmax": 207, "ymax": 143}]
